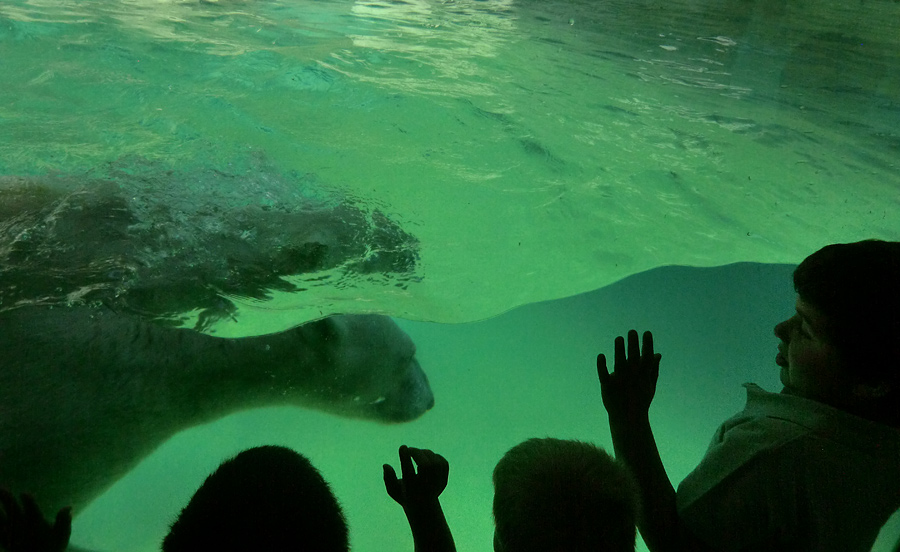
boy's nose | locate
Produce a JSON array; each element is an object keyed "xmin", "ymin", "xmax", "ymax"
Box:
[{"xmin": 774, "ymin": 319, "xmax": 789, "ymax": 340}]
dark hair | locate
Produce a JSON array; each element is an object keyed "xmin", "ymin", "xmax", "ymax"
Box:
[
  {"xmin": 793, "ymin": 239, "xmax": 900, "ymax": 387},
  {"xmin": 162, "ymin": 446, "xmax": 348, "ymax": 552},
  {"xmin": 492, "ymin": 438, "xmax": 639, "ymax": 552}
]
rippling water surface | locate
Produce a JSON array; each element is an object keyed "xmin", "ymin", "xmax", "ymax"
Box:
[{"xmin": 3, "ymin": 0, "xmax": 898, "ymax": 332}]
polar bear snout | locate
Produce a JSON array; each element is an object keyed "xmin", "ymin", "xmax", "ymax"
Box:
[{"xmin": 369, "ymin": 356, "xmax": 434, "ymax": 423}]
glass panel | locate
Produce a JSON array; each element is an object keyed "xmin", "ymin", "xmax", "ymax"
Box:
[{"xmin": 1, "ymin": 0, "xmax": 897, "ymax": 551}]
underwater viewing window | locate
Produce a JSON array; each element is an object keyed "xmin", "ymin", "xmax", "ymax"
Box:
[{"xmin": 0, "ymin": 0, "xmax": 898, "ymax": 551}]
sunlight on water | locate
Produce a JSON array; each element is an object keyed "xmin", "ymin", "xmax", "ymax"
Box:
[{"xmin": 1, "ymin": 0, "xmax": 898, "ymax": 332}]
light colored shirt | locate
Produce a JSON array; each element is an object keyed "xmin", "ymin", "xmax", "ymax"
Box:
[{"xmin": 677, "ymin": 383, "xmax": 900, "ymax": 552}]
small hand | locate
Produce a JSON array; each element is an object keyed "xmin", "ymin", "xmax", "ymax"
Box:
[
  {"xmin": 383, "ymin": 445, "xmax": 449, "ymax": 510},
  {"xmin": 0, "ymin": 489, "xmax": 72, "ymax": 552},
  {"xmin": 597, "ymin": 329, "xmax": 662, "ymax": 420}
]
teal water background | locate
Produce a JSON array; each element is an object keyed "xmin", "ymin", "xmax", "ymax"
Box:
[
  {"xmin": 2, "ymin": 0, "xmax": 899, "ymax": 551},
  {"xmin": 74, "ymin": 262, "xmax": 795, "ymax": 552},
  {"xmin": 72, "ymin": 262, "xmax": 900, "ymax": 552}
]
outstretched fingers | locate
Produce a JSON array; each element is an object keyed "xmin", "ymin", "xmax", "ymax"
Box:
[
  {"xmin": 597, "ymin": 330, "xmax": 662, "ymax": 413},
  {"xmin": 614, "ymin": 335, "xmax": 627, "ymax": 371},
  {"xmin": 606, "ymin": 330, "xmax": 652, "ymax": 374},
  {"xmin": 597, "ymin": 353, "xmax": 609, "ymax": 383},
  {"xmin": 384, "ymin": 445, "xmax": 415, "ymax": 505},
  {"xmin": 641, "ymin": 330, "xmax": 653, "ymax": 359},
  {"xmin": 627, "ymin": 329, "xmax": 641, "ymax": 366},
  {"xmin": 642, "ymin": 331, "xmax": 662, "ymax": 374},
  {"xmin": 383, "ymin": 463, "xmax": 401, "ymax": 503},
  {"xmin": 383, "ymin": 445, "xmax": 450, "ymax": 508},
  {"xmin": 399, "ymin": 445, "xmax": 415, "ymax": 482}
]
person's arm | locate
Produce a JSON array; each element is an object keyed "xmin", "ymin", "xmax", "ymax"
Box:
[
  {"xmin": 597, "ymin": 330, "xmax": 710, "ymax": 552},
  {"xmin": 383, "ymin": 445, "xmax": 456, "ymax": 552},
  {"xmin": 0, "ymin": 489, "xmax": 72, "ymax": 552}
]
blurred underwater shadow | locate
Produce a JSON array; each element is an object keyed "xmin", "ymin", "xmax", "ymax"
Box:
[{"xmin": 0, "ymin": 155, "xmax": 420, "ymax": 331}]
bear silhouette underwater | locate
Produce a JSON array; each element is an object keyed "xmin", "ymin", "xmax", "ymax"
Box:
[
  {"xmin": 0, "ymin": 157, "xmax": 431, "ymax": 527},
  {"xmin": 0, "ymin": 157, "xmax": 420, "ymax": 331},
  {"xmin": 0, "ymin": 305, "xmax": 434, "ymax": 522}
]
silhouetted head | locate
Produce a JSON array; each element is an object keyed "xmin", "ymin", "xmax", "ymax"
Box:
[
  {"xmin": 784, "ymin": 239, "xmax": 900, "ymax": 423},
  {"xmin": 492, "ymin": 438, "xmax": 639, "ymax": 552},
  {"xmin": 162, "ymin": 446, "xmax": 348, "ymax": 552}
]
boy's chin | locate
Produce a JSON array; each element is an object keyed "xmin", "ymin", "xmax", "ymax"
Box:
[{"xmin": 779, "ymin": 370, "xmax": 799, "ymax": 396}]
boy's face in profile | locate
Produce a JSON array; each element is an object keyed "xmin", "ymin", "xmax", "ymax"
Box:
[{"xmin": 773, "ymin": 297, "xmax": 853, "ymax": 407}]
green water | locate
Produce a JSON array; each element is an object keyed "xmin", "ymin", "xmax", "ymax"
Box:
[
  {"xmin": 73, "ymin": 262, "xmax": 796, "ymax": 552},
  {"xmin": 2, "ymin": 0, "xmax": 898, "ymax": 331},
  {"xmin": 2, "ymin": 0, "xmax": 899, "ymax": 550}
]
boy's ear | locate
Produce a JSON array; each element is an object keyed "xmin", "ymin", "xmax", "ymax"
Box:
[{"xmin": 852, "ymin": 382, "xmax": 892, "ymax": 399}]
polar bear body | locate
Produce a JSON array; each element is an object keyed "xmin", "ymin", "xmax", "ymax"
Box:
[{"xmin": 0, "ymin": 306, "xmax": 433, "ymax": 517}]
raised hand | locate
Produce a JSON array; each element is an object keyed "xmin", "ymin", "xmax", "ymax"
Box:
[
  {"xmin": 383, "ymin": 446, "xmax": 456, "ymax": 552},
  {"xmin": 383, "ymin": 445, "xmax": 449, "ymax": 510},
  {"xmin": 0, "ymin": 490, "xmax": 71, "ymax": 552},
  {"xmin": 597, "ymin": 329, "xmax": 662, "ymax": 420}
]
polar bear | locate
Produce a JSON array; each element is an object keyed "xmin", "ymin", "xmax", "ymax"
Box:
[{"xmin": 0, "ymin": 305, "xmax": 433, "ymax": 520}]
